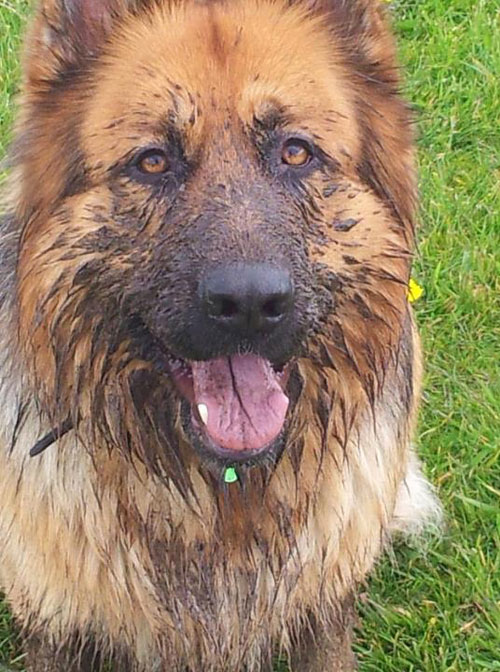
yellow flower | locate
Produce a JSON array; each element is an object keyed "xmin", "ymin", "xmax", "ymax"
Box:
[{"xmin": 408, "ymin": 278, "xmax": 424, "ymax": 303}]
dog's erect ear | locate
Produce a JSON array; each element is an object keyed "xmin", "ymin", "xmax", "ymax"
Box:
[
  {"xmin": 305, "ymin": 0, "xmax": 395, "ymax": 65},
  {"xmin": 26, "ymin": 0, "xmax": 129, "ymax": 79},
  {"xmin": 42, "ymin": 0, "xmax": 130, "ymax": 48},
  {"xmin": 304, "ymin": 0, "xmax": 417, "ymax": 230}
]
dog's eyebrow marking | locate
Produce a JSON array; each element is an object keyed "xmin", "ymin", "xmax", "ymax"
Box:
[
  {"xmin": 252, "ymin": 103, "xmax": 294, "ymax": 132},
  {"xmin": 155, "ymin": 115, "xmax": 186, "ymax": 144}
]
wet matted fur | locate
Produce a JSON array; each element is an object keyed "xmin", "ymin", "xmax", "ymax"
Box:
[{"xmin": 0, "ymin": 0, "xmax": 441, "ymax": 670}]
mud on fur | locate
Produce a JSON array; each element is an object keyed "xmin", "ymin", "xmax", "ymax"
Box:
[{"xmin": 0, "ymin": 0, "xmax": 441, "ymax": 670}]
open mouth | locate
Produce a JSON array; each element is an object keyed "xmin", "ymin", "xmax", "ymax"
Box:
[{"xmin": 167, "ymin": 354, "xmax": 291, "ymax": 460}]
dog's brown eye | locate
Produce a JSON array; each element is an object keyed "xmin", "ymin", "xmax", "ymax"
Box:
[
  {"xmin": 137, "ymin": 150, "xmax": 169, "ymax": 175},
  {"xmin": 281, "ymin": 139, "xmax": 312, "ymax": 167}
]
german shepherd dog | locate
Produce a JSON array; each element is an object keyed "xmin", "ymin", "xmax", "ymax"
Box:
[{"xmin": 0, "ymin": 0, "xmax": 440, "ymax": 669}]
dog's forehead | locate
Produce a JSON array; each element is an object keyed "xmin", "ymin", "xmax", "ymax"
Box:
[{"xmin": 82, "ymin": 0, "xmax": 359, "ymax": 161}]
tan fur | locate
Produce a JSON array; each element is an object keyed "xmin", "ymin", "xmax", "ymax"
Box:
[{"xmin": 0, "ymin": 1, "xmax": 440, "ymax": 670}]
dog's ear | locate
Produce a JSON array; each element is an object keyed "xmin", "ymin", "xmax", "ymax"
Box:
[
  {"xmin": 307, "ymin": 0, "xmax": 417, "ymax": 230},
  {"xmin": 306, "ymin": 0, "xmax": 396, "ymax": 73},
  {"xmin": 25, "ymin": 0, "xmax": 129, "ymax": 80}
]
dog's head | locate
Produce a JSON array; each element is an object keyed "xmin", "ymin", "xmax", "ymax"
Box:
[{"xmin": 13, "ymin": 0, "xmax": 416, "ymax": 482}]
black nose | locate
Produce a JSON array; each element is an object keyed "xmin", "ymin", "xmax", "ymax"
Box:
[{"xmin": 200, "ymin": 263, "xmax": 294, "ymax": 337}]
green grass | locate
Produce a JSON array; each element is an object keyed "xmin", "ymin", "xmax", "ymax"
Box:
[{"xmin": 1, "ymin": 0, "xmax": 499, "ymax": 669}]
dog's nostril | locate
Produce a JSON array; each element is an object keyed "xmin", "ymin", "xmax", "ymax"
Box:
[
  {"xmin": 211, "ymin": 297, "xmax": 239, "ymax": 319},
  {"xmin": 261, "ymin": 296, "xmax": 287, "ymax": 320},
  {"xmin": 200, "ymin": 263, "xmax": 294, "ymax": 337}
]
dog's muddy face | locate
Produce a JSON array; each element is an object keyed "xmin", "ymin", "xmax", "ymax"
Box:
[{"xmin": 15, "ymin": 0, "xmax": 416, "ymax": 475}]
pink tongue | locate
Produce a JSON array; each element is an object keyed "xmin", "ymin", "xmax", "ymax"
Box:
[{"xmin": 191, "ymin": 354, "xmax": 289, "ymax": 454}]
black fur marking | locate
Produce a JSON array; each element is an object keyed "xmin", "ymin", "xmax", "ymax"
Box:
[
  {"xmin": 342, "ymin": 255, "xmax": 358, "ymax": 265},
  {"xmin": 333, "ymin": 217, "xmax": 360, "ymax": 232},
  {"xmin": 29, "ymin": 416, "xmax": 74, "ymax": 457}
]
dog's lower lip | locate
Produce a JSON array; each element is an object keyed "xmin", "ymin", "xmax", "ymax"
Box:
[{"xmin": 190, "ymin": 411, "xmax": 279, "ymax": 461}]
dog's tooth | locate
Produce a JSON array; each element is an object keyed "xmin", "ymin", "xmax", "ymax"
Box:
[{"xmin": 197, "ymin": 403, "xmax": 209, "ymax": 425}]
